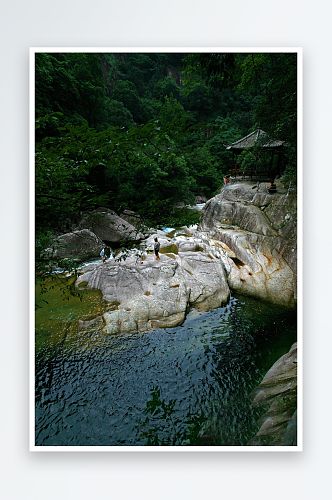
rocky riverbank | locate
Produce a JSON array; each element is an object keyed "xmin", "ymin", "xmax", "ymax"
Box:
[
  {"xmin": 42, "ymin": 180, "xmax": 298, "ymax": 445},
  {"xmin": 46, "ymin": 179, "xmax": 297, "ymax": 335},
  {"xmin": 198, "ymin": 179, "xmax": 297, "ymax": 307},
  {"xmin": 75, "ymin": 230, "xmax": 231, "ymax": 334}
]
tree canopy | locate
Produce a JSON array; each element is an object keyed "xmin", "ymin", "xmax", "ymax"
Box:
[{"xmin": 34, "ymin": 51, "xmax": 298, "ymax": 253}]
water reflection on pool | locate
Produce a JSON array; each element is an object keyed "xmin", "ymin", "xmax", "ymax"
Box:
[{"xmin": 35, "ymin": 279, "xmax": 296, "ymax": 447}]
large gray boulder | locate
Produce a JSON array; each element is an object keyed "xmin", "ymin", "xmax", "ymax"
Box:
[
  {"xmin": 250, "ymin": 342, "xmax": 297, "ymax": 409},
  {"xmin": 201, "ymin": 197, "xmax": 277, "ymax": 237},
  {"xmin": 75, "ymin": 245, "xmax": 230, "ymax": 334},
  {"xmin": 78, "ymin": 208, "xmax": 144, "ymax": 243},
  {"xmin": 49, "ymin": 229, "xmax": 104, "ymax": 260},
  {"xmin": 211, "ymin": 229, "xmax": 295, "ymax": 308},
  {"xmin": 176, "ymin": 252, "xmax": 230, "ymax": 310},
  {"xmin": 71, "ymin": 181, "xmax": 297, "ymax": 332},
  {"xmin": 197, "ymin": 181, "xmax": 297, "ymax": 307},
  {"xmin": 247, "ymin": 343, "xmax": 297, "ymax": 446},
  {"xmin": 199, "ymin": 183, "xmax": 297, "ymax": 239},
  {"xmin": 119, "ymin": 209, "xmax": 142, "ymax": 229}
]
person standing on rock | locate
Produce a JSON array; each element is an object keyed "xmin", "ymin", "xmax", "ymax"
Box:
[
  {"xmin": 100, "ymin": 246, "xmax": 111, "ymax": 264},
  {"xmin": 154, "ymin": 238, "xmax": 161, "ymax": 260},
  {"xmin": 267, "ymin": 180, "xmax": 277, "ymax": 194}
]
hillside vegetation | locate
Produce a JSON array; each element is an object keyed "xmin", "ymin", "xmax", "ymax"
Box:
[{"xmin": 35, "ymin": 52, "xmax": 297, "ymax": 249}]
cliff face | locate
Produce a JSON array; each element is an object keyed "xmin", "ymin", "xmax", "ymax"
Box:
[{"xmin": 197, "ymin": 180, "xmax": 297, "ymax": 307}]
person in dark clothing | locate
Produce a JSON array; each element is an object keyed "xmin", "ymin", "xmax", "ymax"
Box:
[
  {"xmin": 154, "ymin": 238, "xmax": 160, "ymax": 260},
  {"xmin": 267, "ymin": 181, "xmax": 277, "ymax": 194}
]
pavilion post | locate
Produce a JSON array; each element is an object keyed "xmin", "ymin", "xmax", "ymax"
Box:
[
  {"xmin": 276, "ymin": 151, "xmax": 282, "ymax": 176},
  {"xmin": 269, "ymin": 151, "xmax": 275, "ymax": 180}
]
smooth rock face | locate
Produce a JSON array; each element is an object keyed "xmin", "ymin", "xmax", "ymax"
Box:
[
  {"xmin": 78, "ymin": 208, "xmax": 144, "ymax": 243},
  {"xmin": 198, "ymin": 181, "xmax": 297, "ymax": 307},
  {"xmin": 247, "ymin": 343, "xmax": 297, "ymax": 446},
  {"xmin": 75, "ymin": 242, "xmax": 230, "ymax": 334},
  {"xmin": 49, "ymin": 229, "xmax": 105, "ymax": 260},
  {"xmin": 140, "ymin": 233, "xmax": 177, "ymax": 254},
  {"xmin": 251, "ymin": 343, "xmax": 297, "ymax": 408},
  {"xmin": 201, "ymin": 198, "xmax": 277, "ymax": 237},
  {"xmin": 216, "ymin": 230, "xmax": 295, "ymax": 308},
  {"xmin": 176, "ymin": 252, "xmax": 230, "ymax": 310}
]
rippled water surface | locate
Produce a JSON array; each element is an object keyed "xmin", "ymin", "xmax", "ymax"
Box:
[{"xmin": 35, "ymin": 277, "xmax": 297, "ymax": 447}]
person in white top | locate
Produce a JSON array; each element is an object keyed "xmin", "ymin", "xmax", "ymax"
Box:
[{"xmin": 100, "ymin": 246, "xmax": 110, "ymax": 264}]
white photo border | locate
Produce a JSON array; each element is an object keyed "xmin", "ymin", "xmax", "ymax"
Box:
[{"xmin": 29, "ymin": 47, "xmax": 303, "ymax": 452}]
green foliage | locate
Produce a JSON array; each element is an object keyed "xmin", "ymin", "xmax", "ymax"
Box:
[
  {"xmin": 34, "ymin": 50, "xmax": 298, "ymax": 252},
  {"xmin": 187, "ymin": 145, "xmax": 223, "ymax": 196},
  {"xmin": 35, "ymin": 123, "xmax": 107, "ymax": 231},
  {"xmin": 139, "ymin": 97, "xmax": 162, "ymax": 121},
  {"xmin": 238, "ymin": 53, "xmax": 297, "ymax": 148},
  {"xmin": 238, "ymin": 149, "xmax": 266, "ymax": 175},
  {"xmin": 35, "ymin": 230, "xmax": 56, "ymax": 276},
  {"xmin": 112, "ymin": 80, "xmax": 143, "ymax": 123},
  {"xmin": 35, "ymin": 115, "xmax": 197, "ymax": 233},
  {"xmin": 184, "ymin": 53, "xmax": 236, "ymax": 90},
  {"xmin": 105, "ymin": 99, "xmax": 134, "ymax": 127},
  {"xmin": 281, "ymin": 163, "xmax": 297, "ymax": 187},
  {"xmin": 35, "ymin": 53, "xmax": 108, "ymax": 137},
  {"xmin": 110, "ymin": 125, "xmax": 196, "ymax": 219},
  {"xmin": 184, "ymin": 52, "xmax": 298, "ymax": 182},
  {"xmin": 157, "ymin": 95, "xmax": 187, "ymax": 129},
  {"xmin": 183, "ymin": 115, "xmax": 243, "ymax": 195},
  {"xmin": 183, "ymin": 81, "xmax": 216, "ymax": 121},
  {"xmin": 238, "ymin": 149, "xmax": 256, "ymax": 173},
  {"xmin": 153, "ymin": 76, "xmax": 182, "ymax": 103}
]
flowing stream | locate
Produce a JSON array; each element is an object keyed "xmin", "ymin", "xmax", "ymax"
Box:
[{"xmin": 35, "ymin": 272, "xmax": 296, "ymax": 447}]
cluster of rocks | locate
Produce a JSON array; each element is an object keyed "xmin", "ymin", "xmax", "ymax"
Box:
[
  {"xmin": 47, "ymin": 180, "xmax": 297, "ymax": 335},
  {"xmin": 75, "ymin": 230, "xmax": 231, "ymax": 334},
  {"xmin": 47, "ymin": 208, "xmax": 145, "ymax": 260},
  {"xmin": 197, "ymin": 181, "xmax": 297, "ymax": 308},
  {"xmin": 45, "ymin": 181, "xmax": 298, "ymax": 444}
]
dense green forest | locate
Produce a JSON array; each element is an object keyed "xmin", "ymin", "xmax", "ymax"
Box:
[{"xmin": 35, "ymin": 51, "xmax": 297, "ymax": 252}]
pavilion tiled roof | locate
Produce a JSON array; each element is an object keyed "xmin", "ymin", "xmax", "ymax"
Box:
[{"xmin": 225, "ymin": 129, "xmax": 285, "ymax": 150}]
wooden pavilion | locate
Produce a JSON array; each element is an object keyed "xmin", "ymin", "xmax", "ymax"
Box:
[{"xmin": 224, "ymin": 129, "xmax": 286, "ymax": 179}]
